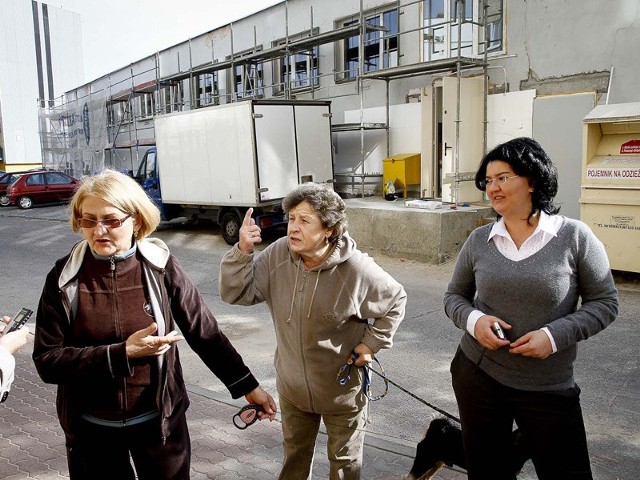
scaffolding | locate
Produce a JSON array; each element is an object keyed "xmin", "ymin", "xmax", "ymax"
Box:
[{"xmin": 38, "ymin": 0, "xmax": 497, "ymax": 202}]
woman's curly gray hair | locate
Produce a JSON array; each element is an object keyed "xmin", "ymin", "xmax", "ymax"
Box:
[{"xmin": 282, "ymin": 183, "xmax": 347, "ymax": 244}]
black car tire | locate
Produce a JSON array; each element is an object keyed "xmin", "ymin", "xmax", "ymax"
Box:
[
  {"xmin": 221, "ymin": 212, "xmax": 241, "ymax": 245},
  {"xmin": 0, "ymin": 195, "xmax": 9, "ymax": 206},
  {"xmin": 18, "ymin": 196, "xmax": 33, "ymax": 209}
]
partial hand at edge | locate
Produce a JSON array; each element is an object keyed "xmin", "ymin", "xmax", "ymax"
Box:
[{"xmin": 0, "ymin": 316, "xmax": 30, "ymax": 355}]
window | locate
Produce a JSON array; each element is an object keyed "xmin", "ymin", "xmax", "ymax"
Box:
[
  {"xmin": 274, "ymin": 44, "xmax": 319, "ymax": 94},
  {"xmin": 136, "ymin": 93, "xmax": 155, "ymax": 119},
  {"xmin": 234, "ymin": 62, "xmax": 263, "ymax": 99},
  {"xmin": 107, "ymin": 102, "xmax": 125, "ymax": 127},
  {"xmin": 194, "ymin": 73, "xmax": 218, "ymax": 107},
  {"xmin": 26, "ymin": 174, "xmax": 45, "ymax": 186},
  {"xmin": 159, "ymin": 83, "xmax": 183, "ymax": 114},
  {"xmin": 423, "ymin": 0, "xmax": 504, "ymax": 60},
  {"xmin": 340, "ymin": 8, "xmax": 399, "ymax": 80},
  {"xmin": 137, "ymin": 149, "xmax": 156, "ymax": 179},
  {"xmin": 483, "ymin": 0, "xmax": 504, "ymax": 53},
  {"xmin": 46, "ymin": 172, "xmax": 72, "ymax": 185}
]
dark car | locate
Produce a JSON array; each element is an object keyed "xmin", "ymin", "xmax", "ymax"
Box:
[
  {"xmin": 7, "ymin": 171, "xmax": 79, "ymax": 209},
  {"xmin": 0, "ymin": 172, "xmax": 25, "ymax": 206}
]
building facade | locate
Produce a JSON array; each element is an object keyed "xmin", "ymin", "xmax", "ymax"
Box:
[
  {"xmin": 39, "ymin": 0, "xmax": 640, "ymax": 219},
  {"xmin": 0, "ymin": 0, "xmax": 83, "ymax": 172}
]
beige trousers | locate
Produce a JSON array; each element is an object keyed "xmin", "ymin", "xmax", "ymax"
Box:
[{"xmin": 278, "ymin": 395, "xmax": 367, "ymax": 480}]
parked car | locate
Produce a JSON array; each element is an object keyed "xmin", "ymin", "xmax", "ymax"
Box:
[
  {"xmin": 7, "ymin": 171, "xmax": 79, "ymax": 209},
  {"xmin": 0, "ymin": 172, "xmax": 25, "ymax": 206}
]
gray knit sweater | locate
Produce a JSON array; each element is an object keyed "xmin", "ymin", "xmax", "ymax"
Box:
[{"xmin": 444, "ymin": 217, "xmax": 618, "ymax": 391}]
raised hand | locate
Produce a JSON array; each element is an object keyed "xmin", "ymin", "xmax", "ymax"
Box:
[{"xmin": 238, "ymin": 208, "xmax": 262, "ymax": 254}]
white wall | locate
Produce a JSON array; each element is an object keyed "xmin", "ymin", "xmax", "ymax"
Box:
[
  {"xmin": 0, "ymin": 1, "xmax": 83, "ymax": 167},
  {"xmin": 0, "ymin": 0, "xmax": 40, "ymax": 166}
]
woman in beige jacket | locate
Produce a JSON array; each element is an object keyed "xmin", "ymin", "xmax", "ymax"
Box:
[{"xmin": 220, "ymin": 183, "xmax": 406, "ymax": 480}]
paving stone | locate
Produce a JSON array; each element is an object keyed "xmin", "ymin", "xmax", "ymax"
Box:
[{"xmin": 1, "ymin": 349, "xmax": 431, "ymax": 479}]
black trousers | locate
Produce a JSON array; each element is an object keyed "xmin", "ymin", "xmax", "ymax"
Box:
[
  {"xmin": 66, "ymin": 414, "xmax": 191, "ymax": 480},
  {"xmin": 451, "ymin": 348, "xmax": 593, "ymax": 480}
]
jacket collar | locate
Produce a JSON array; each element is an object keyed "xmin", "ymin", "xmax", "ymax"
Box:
[{"xmin": 58, "ymin": 237, "xmax": 171, "ymax": 289}]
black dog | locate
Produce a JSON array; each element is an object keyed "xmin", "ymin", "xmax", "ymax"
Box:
[{"xmin": 403, "ymin": 417, "xmax": 531, "ymax": 480}]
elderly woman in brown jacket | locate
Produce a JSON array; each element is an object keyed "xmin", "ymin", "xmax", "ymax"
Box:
[{"xmin": 33, "ymin": 169, "xmax": 275, "ymax": 480}]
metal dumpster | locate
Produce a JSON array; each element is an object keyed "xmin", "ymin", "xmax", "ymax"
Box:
[
  {"xmin": 383, "ymin": 153, "xmax": 421, "ymax": 198},
  {"xmin": 581, "ymin": 102, "xmax": 640, "ymax": 273}
]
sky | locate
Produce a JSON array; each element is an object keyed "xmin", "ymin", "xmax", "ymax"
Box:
[{"xmin": 46, "ymin": 0, "xmax": 282, "ymax": 82}]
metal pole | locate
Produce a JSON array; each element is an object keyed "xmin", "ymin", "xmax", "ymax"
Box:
[
  {"xmin": 285, "ymin": 1, "xmax": 290, "ymax": 99},
  {"xmin": 482, "ymin": 0, "xmax": 488, "ymax": 156},
  {"xmin": 453, "ymin": 0, "xmax": 463, "ymax": 209},
  {"xmin": 359, "ymin": 0, "xmax": 365, "ymax": 197},
  {"xmin": 310, "ymin": 5, "xmax": 315, "ymax": 99},
  {"xmin": 386, "ymin": 79, "xmax": 390, "ymax": 158},
  {"xmin": 230, "ymin": 22, "xmax": 236, "ymax": 102}
]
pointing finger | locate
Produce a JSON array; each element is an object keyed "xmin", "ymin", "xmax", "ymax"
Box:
[{"xmin": 242, "ymin": 208, "xmax": 254, "ymax": 228}]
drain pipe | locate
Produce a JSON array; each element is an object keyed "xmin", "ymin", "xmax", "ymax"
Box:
[{"xmin": 606, "ymin": 66, "xmax": 614, "ymax": 105}]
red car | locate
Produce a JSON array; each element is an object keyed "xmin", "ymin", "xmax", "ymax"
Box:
[
  {"xmin": 7, "ymin": 171, "xmax": 79, "ymax": 209},
  {"xmin": 0, "ymin": 172, "xmax": 25, "ymax": 206}
]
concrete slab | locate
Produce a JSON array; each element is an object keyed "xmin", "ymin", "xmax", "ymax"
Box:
[{"xmin": 344, "ymin": 197, "xmax": 494, "ymax": 263}]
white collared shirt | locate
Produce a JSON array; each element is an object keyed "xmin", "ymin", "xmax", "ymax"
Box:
[{"xmin": 467, "ymin": 212, "xmax": 564, "ymax": 353}]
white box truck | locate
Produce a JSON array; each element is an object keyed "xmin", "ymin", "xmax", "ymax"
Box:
[{"xmin": 135, "ymin": 99, "xmax": 334, "ymax": 244}]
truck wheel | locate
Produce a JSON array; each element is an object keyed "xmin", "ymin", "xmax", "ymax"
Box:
[{"xmin": 221, "ymin": 212, "xmax": 241, "ymax": 245}]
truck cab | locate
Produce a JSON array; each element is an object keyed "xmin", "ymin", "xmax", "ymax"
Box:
[{"xmin": 136, "ymin": 147, "xmax": 162, "ymax": 212}]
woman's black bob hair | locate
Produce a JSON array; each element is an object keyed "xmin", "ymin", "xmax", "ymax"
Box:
[{"xmin": 474, "ymin": 137, "xmax": 560, "ymax": 221}]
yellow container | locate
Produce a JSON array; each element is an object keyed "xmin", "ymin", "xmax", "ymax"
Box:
[
  {"xmin": 383, "ymin": 153, "xmax": 421, "ymax": 198},
  {"xmin": 581, "ymin": 103, "xmax": 640, "ymax": 273}
]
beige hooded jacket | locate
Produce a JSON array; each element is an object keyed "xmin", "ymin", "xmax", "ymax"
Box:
[{"xmin": 220, "ymin": 232, "xmax": 406, "ymax": 414}]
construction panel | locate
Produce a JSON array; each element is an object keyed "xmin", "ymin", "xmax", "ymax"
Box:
[
  {"xmin": 441, "ymin": 76, "xmax": 484, "ymax": 204},
  {"xmin": 533, "ymin": 92, "xmax": 596, "ymax": 220},
  {"xmin": 295, "ymin": 104, "xmax": 334, "ymax": 185},
  {"xmin": 253, "ymin": 104, "xmax": 298, "ymax": 201}
]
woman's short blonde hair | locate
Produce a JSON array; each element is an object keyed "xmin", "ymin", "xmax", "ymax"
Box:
[{"xmin": 69, "ymin": 169, "xmax": 161, "ymax": 239}]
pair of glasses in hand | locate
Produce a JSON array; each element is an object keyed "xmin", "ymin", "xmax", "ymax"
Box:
[{"xmin": 232, "ymin": 404, "xmax": 265, "ymax": 430}]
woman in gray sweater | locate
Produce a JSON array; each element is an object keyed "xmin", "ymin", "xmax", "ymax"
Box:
[{"xmin": 444, "ymin": 137, "xmax": 618, "ymax": 480}]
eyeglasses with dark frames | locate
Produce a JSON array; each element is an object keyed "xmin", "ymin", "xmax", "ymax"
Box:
[
  {"xmin": 482, "ymin": 175, "xmax": 520, "ymax": 189},
  {"xmin": 77, "ymin": 214, "xmax": 133, "ymax": 229}
]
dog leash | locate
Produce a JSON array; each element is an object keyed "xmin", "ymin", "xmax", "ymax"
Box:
[
  {"xmin": 232, "ymin": 404, "xmax": 265, "ymax": 429},
  {"xmin": 368, "ymin": 367, "xmax": 460, "ymax": 423},
  {"xmin": 337, "ymin": 352, "xmax": 388, "ymax": 401},
  {"xmin": 337, "ymin": 352, "xmax": 460, "ymax": 423}
]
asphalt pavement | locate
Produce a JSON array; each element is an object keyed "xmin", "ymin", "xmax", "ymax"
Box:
[{"xmin": 1, "ymin": 203, "xmax": 639, "ymax": 479}]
